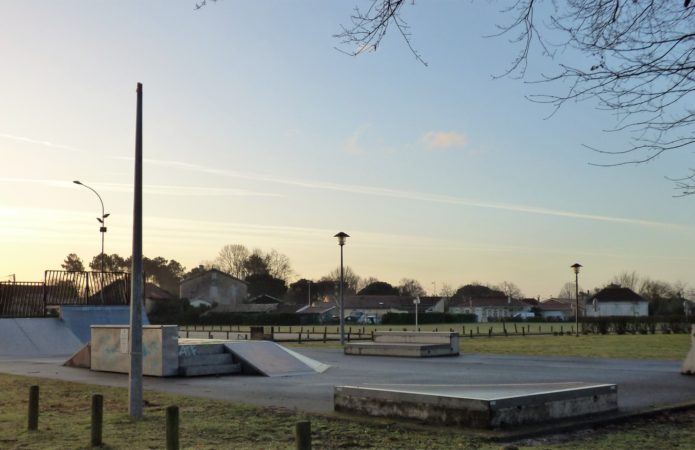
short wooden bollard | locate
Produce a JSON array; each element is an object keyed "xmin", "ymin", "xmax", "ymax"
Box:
[
  {"xmin": 295, "ymin": 420, "xmax": 311, "ymax": 450},
  {"xmin": 166, "ymin": 405, "xmax": 179, "ymax": 450},
  {"xmin": 28, "ymin": 385, "xmax": 39, "ymax": 431},
  {"xmin": 91, "ymin": 394, "xmax": 103, "ymax": 447}
]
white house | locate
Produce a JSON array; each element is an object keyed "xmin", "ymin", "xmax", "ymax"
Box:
[
  {"xmin": 448, "ymin": 297, "xmax": 529, "ymax": 322},
  {"xmin": 585, "ymin": 286, "xmax": 649, "ymax": 317}
]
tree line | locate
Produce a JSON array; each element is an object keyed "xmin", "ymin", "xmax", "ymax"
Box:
[{"xmin": 59, "ymin": 247, "xmax": 693, "ymax": 314}]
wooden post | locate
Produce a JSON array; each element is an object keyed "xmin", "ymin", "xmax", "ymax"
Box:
[
  {"xmin": 514, "ymin": 324, "xmax": 518, "ymax": 334},
  {"xmin": 469, "ymin": 329, "xmax": 473, "ymax": 338},
  {"xmin": 295, "ymin": 420, "xmax": 311, "ymax": 450},
  {"xmin": 91, "ymin": 394, "xmax": 103, "ymax": 447},
  {"xmin": 166, "ymin": 405, "xmax": 179, "ymax": 450},
  {"xmin": 28, "ymin": 385, "xmax": 39, "ymax": 431},
  {"xmin": 323, "ymin": 329, "xmax": 327, "ymax": 343}
]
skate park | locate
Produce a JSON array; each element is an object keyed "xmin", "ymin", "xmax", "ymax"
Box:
[{"xmin": 0, "ymin": 300, "xmax": 693, "ymax": 432}]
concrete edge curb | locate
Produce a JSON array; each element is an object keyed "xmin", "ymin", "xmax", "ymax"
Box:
[{"xmin": 490, "ymin": 400, "xmax": 695, "ymax": 442}]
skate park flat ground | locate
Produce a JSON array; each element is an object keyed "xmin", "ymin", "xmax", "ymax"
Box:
[{"xmin": 0, "ymin": 348, "xmax": 692, "ymax": 417}]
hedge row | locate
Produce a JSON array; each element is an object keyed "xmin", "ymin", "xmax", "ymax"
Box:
[
  {"xmin": 577, "ymin": 316, "xmax": 694, "ymax": 335},
  {"xmin": 381, "ymin": 312, "xmax": 477, "ymax": 325}
]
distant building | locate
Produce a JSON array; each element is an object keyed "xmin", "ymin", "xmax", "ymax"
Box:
[
  {"xmin": 179, "ymin": 269, "xmax": 248, "ymax": 309},
  {"xmin": 537, "ymin": 299, "xmax": 575, "ymax": 320},
  {"xmin": 586, "ymin": 286, "xmax": 648, "ymax": 317},
  {"xmin": 448, "ymin": 297, "xmax": 529, "ymax": 322}
]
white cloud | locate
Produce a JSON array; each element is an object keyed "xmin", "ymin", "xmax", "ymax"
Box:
[
  {"xmin": 0, "ymin": 178, "xmax": 281, "ymax": 198},
  {"xmin": 136, "ymin": 158, "xmax": 691, "ymax": 231},
  {"xmin": 421, "ymin": 131, "xmax": 467, "ymax": 150},
  {"xmin": 0, "ymin": 132, "xmax": 84, "ymax": 153},
  {"xmin": 344, "ymin": 125, "xmax": 370, "ymax": 155}
]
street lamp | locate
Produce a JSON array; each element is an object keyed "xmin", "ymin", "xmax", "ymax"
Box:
[
  {"xmin": 571, "ymin": 263, "xmax": 582, "ymax": 337},
  {"xmin": 334, "ymin": 232, "xmax": 349, "ymax": 345},
  {"xmin": 414, "ymin": 296, "xmax": 421, "ymax": 330},
  {"xmin": 73, "ymin": 180, "xmax": 110, "ymax": 273}
]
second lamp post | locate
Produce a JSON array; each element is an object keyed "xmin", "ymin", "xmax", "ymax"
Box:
[
  {"xmin": 73, "ymin": 180, "xmax": 109, "ymax": 273},
  {"xmin": 571, "ymin": 263, "xmax": 582, "ymax": 337},
  {"xmin": 334, "ymin": 232, "xmax": 349, "ymax": 345}
]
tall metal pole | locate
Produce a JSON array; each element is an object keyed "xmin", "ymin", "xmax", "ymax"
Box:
[
  {"xmin": 571, "ymin": 263, "xmax": 582, "ymax": 338},
  {"xmin": 129, "ymin": 82, "xmax": 144, "ymax": 419},
  {"xmin": 334, "ymin": 232, "xmax": 349, "ymax": 345},
  {"xmin": 339, "ymin": 244, "xmax": 345, "ymax": 345},
  {"xmin": 574, "ymin": 271, "xmax": 579, "ymax": 337}
]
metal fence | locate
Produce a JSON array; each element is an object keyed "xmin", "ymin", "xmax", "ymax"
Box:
[
  {"xmin": 0, "ymin": 282, "xmax": 45, "ymax": 317},
  {"xmin": 0, "ymin": 271, "xmax": 131, "ymax": 317},
  {"xmin": 44, "ymin": 270, "xmax": 130, "ymax": 306}
]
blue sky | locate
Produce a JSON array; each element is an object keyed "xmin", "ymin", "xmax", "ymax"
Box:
[{"xmin": 1, "ymin": 1, "xmax": 694, "ymax": 298}]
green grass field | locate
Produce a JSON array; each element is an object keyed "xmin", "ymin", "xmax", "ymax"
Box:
[{"xmin": 1, "ymin": 373, "xmax": 694, "ymax": 449}]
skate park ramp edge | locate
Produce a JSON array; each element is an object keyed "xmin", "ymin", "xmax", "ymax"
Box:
[
  {"xmin": 0, "ymin": 318, "xmax": 83, "ymax": 358},
  {"xmin": 222, "ymin": 341, "xmax": 328, "ymax": 377}
]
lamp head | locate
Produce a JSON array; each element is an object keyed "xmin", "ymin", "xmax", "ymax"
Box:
[
  {"xmin": 73, "ymin": 180, "xmax": 82, "ymax": 185},
  {"xmin": 334, "ymin": 231, "xmax": 349, "ymax": 246},
  {"xmin": 571, "ymin": 263, "xmax": 582, "ymax": 274}
]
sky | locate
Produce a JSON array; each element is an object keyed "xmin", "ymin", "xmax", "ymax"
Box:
[{"xmin": 1, "ymin": 1, "xmax": 694, "ymax": 298}]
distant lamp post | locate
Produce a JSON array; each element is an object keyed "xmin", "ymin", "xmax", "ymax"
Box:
[
  {"xmin": 571, "ymin": 263, "xmax": 582, "ymax": 337},
  {"xmin": 73, "ymin": 180, "xmax": 110, "ymax": 273},
  {"xmin": 334, "ymin": 232, "xmax": 349, "ymax": 345},
  {"xmin": 413, "ymin": 296, "xmax": 421, "ymax": 330}
]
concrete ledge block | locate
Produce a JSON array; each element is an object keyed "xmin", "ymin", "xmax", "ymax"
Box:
[{"xmin": 334, "ymin": 383, "xmax": 618, "ymax": 429}]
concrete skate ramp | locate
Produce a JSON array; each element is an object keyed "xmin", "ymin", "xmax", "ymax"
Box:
[
  {"xmin": 61, "ymin": 305, "xmax": 149, "ymax": 343},
  {"xmin": 335, "ymin": 382, "xmax": 618, "ymax": 428},
  {"xmin": 223, "ymin": 341, "xmax": 324, "ymax": 377},
  {"xmin": 0, "ymin": 318, "xmax": 83, "ymax": 358}
]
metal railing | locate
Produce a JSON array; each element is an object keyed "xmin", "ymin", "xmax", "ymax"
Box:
[
  {"xmin": 0, "ymin": 271, "xmax": 131, "ymax": 317},
  {"xmin": 0, "ymin": 282, "xmax": 45, "ymax": 317}
]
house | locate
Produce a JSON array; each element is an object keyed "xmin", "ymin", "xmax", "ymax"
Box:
[
  {"xmin": 537, "ymin": 298, "xmax": 575, "ymax": 320},
  {"xmin": 179, "ymin": 269, "xmax": 248, "ymax": 309},
  {"xmin": 448, "ymin": 297, "xmax": 530, "ymax": 322},
  {"xmin": 342, "ymin": 295, "xmax": 444, "ymax": 321},
  {"xmin": 143, "ymin": 283, "xmax": 178, "ymax": 314},
  {"xmin": 586, "ymin": 285, "xmax": 649, "ymax": 317},
  {"xmin": 296, "ymin": 303, "xmax": 337, "ymax": 324}
]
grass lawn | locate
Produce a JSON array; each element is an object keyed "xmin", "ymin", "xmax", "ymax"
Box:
[
  {"xmin": 459, "ymin": 333, "xmax": 691, "ymax": 360},
  {"xmin": 1, "ymin": 373, "xmax": 694, "ymax": 449},
  {"xmin": 293, "ymin": 332, "xmax": 691, "ymax": 361}
]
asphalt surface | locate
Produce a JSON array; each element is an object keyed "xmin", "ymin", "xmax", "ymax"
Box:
[{"xmin": 0, "ymin": 349, "xmax": 693, "ymax": 415}]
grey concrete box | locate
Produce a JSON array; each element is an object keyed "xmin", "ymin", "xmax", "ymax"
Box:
[
  {"xmin": 344, "ymin": 331, "xmax": 459, "ymax": 357},
  {"xmin": 334, "ymin": 383, "xmax": 618, "ymax": 428},
  {"xmin": 90, "ymin": 325, "xmax": 179, "ymax": 376}
]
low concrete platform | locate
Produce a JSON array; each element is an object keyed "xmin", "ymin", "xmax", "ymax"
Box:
[
  {"xmin": 334, "ymin": 382, "xmax": 618, "ymax": 428},
  {"xmin": 345, "ymin": 331, "xmax": 459, "ymax": 357}
]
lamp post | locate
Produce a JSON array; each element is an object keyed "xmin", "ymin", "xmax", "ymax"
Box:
[
  {"xmin": 73, "ymin": 180, "xmax": 110, "ymax": 273},
  {"xmin": 571, "ymin": 263, "xmax": 582, "ymax": 337},
  {"xmin": 414, "ymin": 296, "xmax": 421, "ymax": 330},
  {"xmin": 334, "ymin": 232, "xmax": 349, "ymax": 345}
]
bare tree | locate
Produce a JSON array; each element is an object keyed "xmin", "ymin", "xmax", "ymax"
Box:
[
  {"xmin": 322, "ymin": 266, "xmax": 361, "ymax": 294},
  {"xmin": 397, "ymin": 278, "xmax": 426, "ymax": 297},
  {"xmin": 215, "ymin": 244, "xmax": 249, "ymax": 279},
  {"xmin": 558, "ymin": 281, "xmax": 576, "ymax": 299},
  {"xmin": 439, "ymin": 283, "xmax": 455, "ymax": 298},
  {"xmin": 611, "ymin": 271, "xmax": 641, "ymax": 291},
  {"xmin": 358, "ymin": 276, "xmax": 380, "ymax": 292},
  {"xmin": 264, "ymin": 249, "xmax": 294, "ymax": 282},
  {"xmin": 335, "ymin": 1, "xmax": 695, "ymax": 187},
  {"xmin": 494, "ymin": 281, "xmax": 523, "ymax": 299}
]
